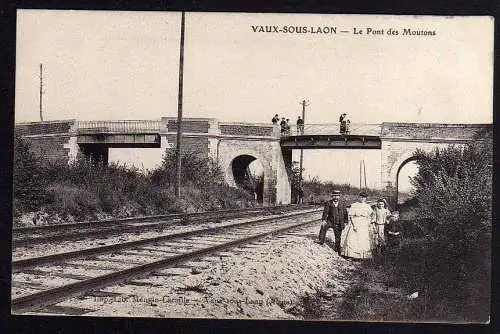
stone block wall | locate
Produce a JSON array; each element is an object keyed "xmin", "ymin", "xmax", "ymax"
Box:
[
  {"xmin": 162, "ymin": 134, "xmax": 210, "ymax": 158},
  {"xmin": 15, "ymin": 120, "xmax": 76, "ymax": 162},
  {"xmin": 216, "ymin": 139, "xmax": 290, "ymax": 205},
  {"xmin": 21, "ymin": 135, "xmax": 73, "ymax": 161},
  {"xmin": 219, "ymin": 124, "xmax": 275, "ymax": 137},
  {"xmin": 381, "ymin": 122, "xmax": 489, "ymax": 140},
  {"xmin": 164, "ymin": 118, "xmax": 211, "ymax": 133},
  {"xmin": 15, "ymin": 120, "xmax": 73, "ymax": 136}
]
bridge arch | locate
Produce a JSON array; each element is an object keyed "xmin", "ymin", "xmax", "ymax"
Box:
[
  {"xmin": 219, "ymin": 148, "xmax": 275, "ymax": 204},
  {"xmin": 383, "ymin": 142, "xmax": 458, "ymax": 207},
  {"xmin": 391, "ymin": 153, "xmax": 421, "ymax": 204},
  {"xmin": 229, "ymin": 154, "xmax": 265, "ymax": 203},
  {"xmin": 389, "ymin": 151, "xmax": 419, "ymax": 187}
]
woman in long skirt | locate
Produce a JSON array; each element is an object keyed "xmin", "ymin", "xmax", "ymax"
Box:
[{"xmin": 340, "ymin": 191, "xmax": 374, "ymax": 259}]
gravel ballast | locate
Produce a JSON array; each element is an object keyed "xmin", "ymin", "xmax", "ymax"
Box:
[{"xmin": 50, "ymin": 224, "xmax": 361, "ymax": 320}]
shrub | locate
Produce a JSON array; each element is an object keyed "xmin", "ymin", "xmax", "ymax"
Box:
[
  {"xmin": 44, "ymin": 183, "xmax": 100, "ymax": 219},
  {"xmin": 13, "ymin": 133, "xmax": 47, "ymax": 214},
  {"xmin": 380, "ymin": 128, "xmax": 493, "ymax": 321},
  {"xmin": 150, "ymin": 149, "xmax": 225, "ymax": 188},
  {"xmin": 13, "ymin": 142, "xmax": 257, "ymax": 221},
  {"xmin": 410, "ymin": 129, "xmax": 492, "ymax": 243}
]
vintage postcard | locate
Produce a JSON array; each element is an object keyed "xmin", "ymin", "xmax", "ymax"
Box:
[{"xmin": 12, "ymin": 10, "xmax": 493, "ymax": 323}]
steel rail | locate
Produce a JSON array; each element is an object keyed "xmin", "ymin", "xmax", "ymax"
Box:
[
  {"xmin": 13, "ymin": 205, "xmax": 315, "ymax": 247},
  {"xmin": 12, "ymin": 216, "xmax": 321, "ymax": 313},
  {"xmin": 12, "ymin": 208, "xmax": 322, "ymax": 270},
  {"xmin": 14, "ymin": 204, "xmax": 311, "ymax": 234}
]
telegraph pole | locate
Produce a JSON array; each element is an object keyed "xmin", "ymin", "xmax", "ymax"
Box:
[
  {"xmin": 359, "ymin": 160, "xmax": 367, "ymax": 189},
  {"xmin": 363, "ymin": 160, "xmax": 367, "ymax": 189},
  {"xmin": 175, "ymin": 12, "xmax": 185, "ymax": 198},
  {"xmin": 39, "ymin": 64, "xmax": 44, "ymax": 121},
  {"xmin": 359, "ymin": 160, "xmax": 363, "ymax": 191},
  {"xmin": 299, "ymin": 99, "xmax": 309, "ymax": 185}
]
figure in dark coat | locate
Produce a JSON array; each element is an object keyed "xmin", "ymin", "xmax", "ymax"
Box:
[
  {"xmin": 339, "ymin": 113, "xmax": 347, "ymax": 134},
  {"xmin": 385, "ymin": 211, "xmax": 401, "ymax": 249},
  {"xmin": 297, "ymin": 186, "xmax": 304, "ymax": 204},
  {"xmin": 296, "ymin": 116, "xmax": 304, "ymax": 135},
  {"xmin": 280, "ymin": 117, "xmax": 287, "ymax": 135},
  {"xmin": 317, "ymin": 190, "xmax": 349, "ymax": 254}
]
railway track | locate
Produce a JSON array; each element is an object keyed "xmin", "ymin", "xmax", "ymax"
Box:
[
  {"xmin": 12, "ymin": 207, "xmax": 322, "ymax": 313},
  {"xmin": 13, "ymin": 204, "xmax": 314, "ymax": 247}
]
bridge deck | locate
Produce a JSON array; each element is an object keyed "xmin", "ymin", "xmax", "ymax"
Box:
[
  {"xmin": 75, "ymin": 121, "xmax": 381, "ymax": 136},
  {"xmin": 280, "ymin": 134, "xmax": 381, "ymax": 149},
  {"xmin": 282, "ymin": 124, "xmax": 381, "ymax": 137},
  {"xmin": 280, "ymin": 124, "xmax": 381, "ymax": 149},
  {"xmin": 77, "ymin": 120, "xmax": 163, "ymax": 134}
]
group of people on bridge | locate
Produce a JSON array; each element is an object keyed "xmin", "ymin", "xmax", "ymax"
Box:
[
  {"xmin": 272, "ymin": 113, "xmax": 351, "ymax": 136},
  {"xmin": 271, "ymin": 114, "xmax": 304, "ymax": 136},
  {"xmin": 317, "ymin": 190, "xmax": 400, "ymax": 260},
  {"xmin": 339, "ymin": 113, "xmax": 351, "ymax": 135}
]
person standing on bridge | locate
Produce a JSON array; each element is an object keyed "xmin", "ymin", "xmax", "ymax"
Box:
[
  {"xmin": 297, "ymin": 116, "xmax": 304, "ymax": 135},
  {"xmin": 280, "ymin": 117, "xmax": 287, "ymax": 135},
  {"xmin": 339, "ymin": 113, "xmax": 347, "ymax": 134},
  {"xmin": 272, "ymin": 114, "xmax": 279, "ymax": 124},
  {"xmin": 316, "ymin": 190, "xmax": 349, "ymax": 254}
]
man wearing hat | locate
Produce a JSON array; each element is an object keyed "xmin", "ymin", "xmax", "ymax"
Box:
[{"xmin": 317, "ymin": 190, "xmax": 349, "ymax": 254}]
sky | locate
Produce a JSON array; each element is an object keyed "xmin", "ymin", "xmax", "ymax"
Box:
[{"xmin": 15, "ymin": 11, "xmax": 493, "ymax": 190}]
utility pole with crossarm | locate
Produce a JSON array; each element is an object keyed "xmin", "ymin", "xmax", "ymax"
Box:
[
  {"xmin": 175, "ymin": 12, "xmax": 185, "ymax": 197},
  {"xmin": 299, "ymin": 99, "xmax": 309, "ymax": 186}
]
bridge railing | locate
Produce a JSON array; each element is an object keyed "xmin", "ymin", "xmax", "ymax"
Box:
[
  {"xmin": 281, "ymin": 123, "xmax": 381, "ymax": 136},
  {"xmin": 77, "ymin": 120, "xmax": 164, "ymax": 134}
]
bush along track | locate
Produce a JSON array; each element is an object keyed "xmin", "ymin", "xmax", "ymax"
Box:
[{"xmin": 13, "ymin": 132, "xmax": 255, "ymax": 227}]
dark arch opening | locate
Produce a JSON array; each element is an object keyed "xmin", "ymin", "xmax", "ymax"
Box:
[
  {"xmin": 396, "ymin": 156, "xmax": 420, "ymax": 205},
  {"xmin": 231, "ymin": 155, "xmax": 264, "ymax": 203},
  {"xmin": 79, "ymin": 144, "xmax": 109, "ymax": 167}
]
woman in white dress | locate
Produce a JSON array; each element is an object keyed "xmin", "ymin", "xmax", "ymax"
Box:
[{"xmin": 340, "ymin": 191, "xmax": 374, "ymax": 259}]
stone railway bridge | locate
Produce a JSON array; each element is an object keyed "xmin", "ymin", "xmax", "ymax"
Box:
[{"xmin": 15, "ymin": 118, "xmax": 490, "ymax": 207}]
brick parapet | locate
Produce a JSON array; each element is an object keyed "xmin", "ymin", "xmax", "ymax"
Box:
[
  {"xmin": 15, "ymin": 120, "xmax": 75, "ymax": 136},
  {"xmin": 218, "ymin": 122, "xmax": 278, "ymax": 137},
  {"xmin": 15, "ymin": 120, "xmax": 77, "ymax": 162},
  {"xmin": 381, "ymin": 122, "xmax": 491, "ymax": 140}
]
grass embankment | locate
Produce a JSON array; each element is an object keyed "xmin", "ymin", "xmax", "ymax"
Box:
[
  {"xmin": 290, "ymin": 213, "xmax": 490, "ymax": 322},
  {"xmin": 13, "ymin": 134, "xmax": 254, "ymax": 227},
  {"xmin": 336, "ymin": 130, "xmax": 492, "ymax": 323},
  {"xmin": 336, "ymin": 223, "xmax": 490, "ymax": 322}
]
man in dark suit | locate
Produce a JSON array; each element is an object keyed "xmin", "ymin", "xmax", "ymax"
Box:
[{"xmin": 317, "ymin": 190, "xmax": 349, "ymax": 254}]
